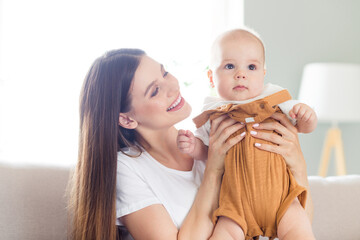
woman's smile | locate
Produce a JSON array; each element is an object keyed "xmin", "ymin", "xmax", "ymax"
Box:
[{"xmin": 167, "ymin": 94, "xmax": 185, "ymax": 112}]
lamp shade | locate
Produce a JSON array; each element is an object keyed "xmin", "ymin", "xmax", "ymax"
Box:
[{"xmin": 298, "ymin": 63, "xmax": 360, "ymax": 123}]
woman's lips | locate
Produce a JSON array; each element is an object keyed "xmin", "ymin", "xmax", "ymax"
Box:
[{"xmin": 167, "ymin": 94, "xmax": 185, "ymax": 112}]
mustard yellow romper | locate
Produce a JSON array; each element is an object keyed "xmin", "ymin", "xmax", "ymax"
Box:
[{"xmin": 193, "ymin": 90, "xmax": 307, "ymax": 240}]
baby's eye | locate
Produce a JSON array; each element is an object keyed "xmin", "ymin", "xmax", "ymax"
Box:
[
  {"xmin": 248, "ymin": 64, "xmax": 256, "ymax": 70},
  {"xmin": 163, "ymin": 71, "xmax": 168, "ymax": 77},
  {"xmin": 151, "ymin": 86, "xmax": 159, "ymax": 97},
  {"xmin": 225, "ymin": 64, "xmax": 235, "ymax": 69}
]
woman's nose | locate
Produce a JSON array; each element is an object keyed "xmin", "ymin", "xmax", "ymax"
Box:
[{"xmin": 166, "ymin": 80, "xmax": 179, "ymax": 97}]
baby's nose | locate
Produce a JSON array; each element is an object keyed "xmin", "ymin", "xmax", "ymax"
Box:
[{"xmin": 236, "ymin": 71, "xmax": 246, "ymax": 79}]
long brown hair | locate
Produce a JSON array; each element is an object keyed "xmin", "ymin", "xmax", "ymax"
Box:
[{"xmin": 68, "ymin": 49, "xmax": 145, "ymax": 240}]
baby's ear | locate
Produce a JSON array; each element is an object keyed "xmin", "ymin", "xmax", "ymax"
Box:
[
  {"xmin": 207, "ymin": 69, "xmax": 215, "ymax": 88},
  {"xmin": 119, "ymin": 113, "xmax": 138, "ymax": 129}
]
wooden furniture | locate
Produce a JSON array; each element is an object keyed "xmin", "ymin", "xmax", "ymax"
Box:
[{"xmin": 318, "ymin": 127, "xmax": 346, "ymax": 177}]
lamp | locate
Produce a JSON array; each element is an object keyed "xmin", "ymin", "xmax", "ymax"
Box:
[{"xmin": 299, "ymin": 63, "xmax": 360, "ymax": 177}]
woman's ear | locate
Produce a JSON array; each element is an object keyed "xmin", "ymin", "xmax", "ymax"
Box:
[
  {"xmin": 207, "ymin": 69, "xmax": 215, "ymax": 88},
  {"xmin": 119, "ymin": 113, "xmax": 138, "ymax": 129}
]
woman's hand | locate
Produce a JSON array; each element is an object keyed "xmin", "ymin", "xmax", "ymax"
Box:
[
  {"xmin": 251, "ymin": 112, "xmax": 306, "ymax": 175},
  {"xmin": 207, "ymin": 115, "xmax": 245, "ymax": 175}
]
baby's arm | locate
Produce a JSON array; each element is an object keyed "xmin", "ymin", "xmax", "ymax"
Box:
[
  {"xmin": 177, "ymin": 129, "xmax": 208, "ymax": 160},
  {"xmin": 289, "ymin": 103, "xmax": 318, "ymax": 133}
]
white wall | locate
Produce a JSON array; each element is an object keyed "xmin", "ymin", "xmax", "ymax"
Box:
[
  {"xmin": 0, "ymin": 0, "xmax": 2, "ymax": 71},
  {"xmin": 244, "ymin": 0, "xmax": 360, "ymax": 175},
  {"xmin": 0, "ymin": 0, "xmax": 3, "ymax": 76},
  {"xmin": 0, "ymin": 0, "xmax": 3, "ymax": 158}
]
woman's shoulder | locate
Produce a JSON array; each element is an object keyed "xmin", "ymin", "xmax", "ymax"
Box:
[
  {"xmin": 118, "ymin": 146, "xmax": 145, "ymax": 158},
  {"xmin": 116, "ymin": 147, "xmax": 151, "ymax": 183},
  {"xmin": 117, "ymin": 147, "xmax": 146, "ymax": 166}
]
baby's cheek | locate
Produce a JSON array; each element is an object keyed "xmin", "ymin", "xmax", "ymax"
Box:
[{"xmin": 250, "ymin": 86, "xmax": 264, "ymax": 98}]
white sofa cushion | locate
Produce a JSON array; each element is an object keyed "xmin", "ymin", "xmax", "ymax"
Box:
[
  {"xmin": 1, "ymin": 162, "xmax": 360, "ymax": 240},
  {"xmin": 0, "ymin": 163, "xmax": 70, "ymax": 240},
  {"xmin": 309, "ymin": 175, "xmax": 360, "ymax": 240}
]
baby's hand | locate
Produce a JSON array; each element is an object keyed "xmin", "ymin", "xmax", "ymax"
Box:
[
  {"xmin": 289, "ymin": 103, "xmax": 315, "ymax": 122},
  {"xmin": 289, "ymin": 103, "xmax": 317, "ymax": 133},
  {"xmin": 177, "ymin": 129, "xmax": 196, "ymax": 155}
]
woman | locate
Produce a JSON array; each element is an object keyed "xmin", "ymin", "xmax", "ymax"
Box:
[{"xmin": 69, "ymin": 49, "xmax": 313, "ymax": 240}]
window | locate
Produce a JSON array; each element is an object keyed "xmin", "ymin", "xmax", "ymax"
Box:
[{"xmin": 0, "ymin": 0, "xmax": 243, "ymax": 166}]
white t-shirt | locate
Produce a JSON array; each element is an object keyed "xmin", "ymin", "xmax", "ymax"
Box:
[
  {"xmin": 195, "ymin": 83, "xmax": 299, "ymax": 146},
  {"xmin": 116, "ymin": 147, "xmax": 206, "ymax": 228}
]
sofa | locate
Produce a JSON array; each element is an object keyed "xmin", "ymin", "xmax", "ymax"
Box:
[{"xmin": 1, "ymin": 162, "xmax": 360, "ymax": 240}]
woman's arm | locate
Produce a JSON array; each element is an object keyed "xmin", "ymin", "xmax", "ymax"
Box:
[
  {"xmin": 251, "ymin": 112, "xmax": 314, "ymax": 221},
  {"xmin": 122, "ymin": 116, "xmax": 245, "ymax": 240}
]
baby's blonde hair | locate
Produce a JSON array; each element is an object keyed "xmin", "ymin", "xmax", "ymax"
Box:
[{"xmin": 209, "ymin": 27, "xmax": 266, "ymax": 69}]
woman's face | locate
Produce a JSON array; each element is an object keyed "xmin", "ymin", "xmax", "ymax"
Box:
[{"xmin": 127, "ymin": 55, "xmax": 191, "ymax": 131}]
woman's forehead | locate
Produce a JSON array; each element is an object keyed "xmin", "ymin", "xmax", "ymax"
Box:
[
  {"xmin": 131, "ymin": 56, "xmax": 160, "ymax": 95},
  {"xmin": 135, "ymin": 56, "xmax": 160, "ymax": 77}
]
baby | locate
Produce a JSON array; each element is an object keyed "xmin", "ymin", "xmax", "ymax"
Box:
[{"xmin": 177, "ymin": 29, "xmax": 317, "ymax": 240}]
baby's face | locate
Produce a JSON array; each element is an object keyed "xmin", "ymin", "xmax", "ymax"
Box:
[{"xmin": 210, "ymin": 34, "xmax": 266, "ymax": 101}]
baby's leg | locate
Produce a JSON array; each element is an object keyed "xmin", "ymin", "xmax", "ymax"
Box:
[
  {"xmin": 277, "ymin": 198, "xmax": 315, "ymax": 240},
  {"xmin": 209, "ymin": 216, "xmax": 245, "ymax": 240}
]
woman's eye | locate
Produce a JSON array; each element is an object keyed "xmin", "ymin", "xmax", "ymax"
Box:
[
  {"xmin": 151, "ymin": 86, "xmax": 159, "ymax": 97},
  {"xmin": 249, "ymin": 64, "xmax": 256, "ymax": 70},
  {"xmin": 225, "ymin": 64, "xmax": 235, "ymax": 69}
]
